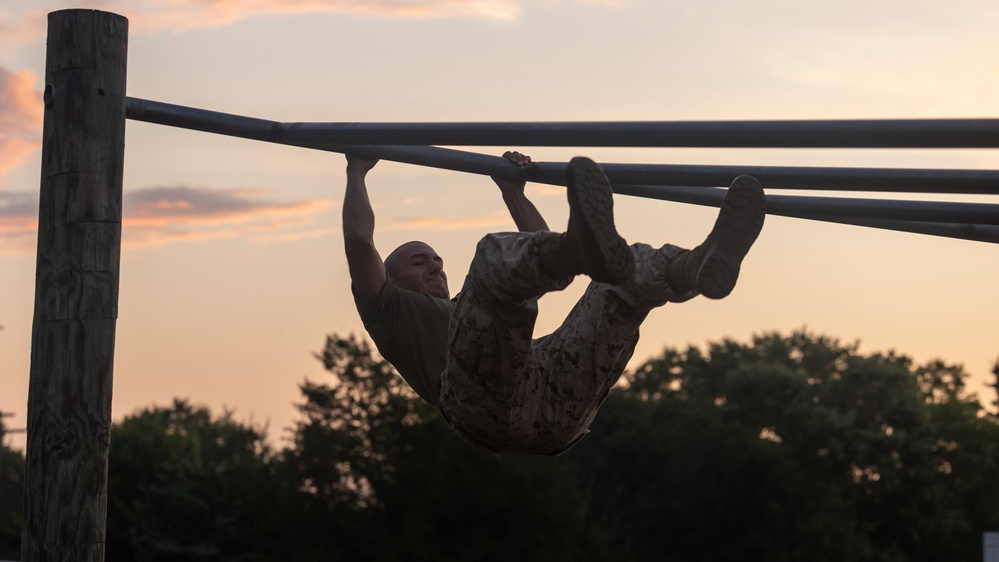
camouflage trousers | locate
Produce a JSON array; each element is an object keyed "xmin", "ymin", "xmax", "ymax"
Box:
[{"xmin": 439, "ymin": 231, "xmax": 694, "ymax": 455}]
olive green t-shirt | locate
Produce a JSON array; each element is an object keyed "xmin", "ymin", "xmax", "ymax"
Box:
[{"xmin": 353, "ymin": 277, "xmax": 455, "ymax": 407}]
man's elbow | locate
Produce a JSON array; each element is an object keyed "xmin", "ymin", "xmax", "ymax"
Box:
[{"xmin": 343, "ymin": 222, "xmax": 375, "ymax": 244}]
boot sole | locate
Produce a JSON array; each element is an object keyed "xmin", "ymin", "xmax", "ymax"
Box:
[
  {"xmin": 697, "ymin": 175, "xmax": 766, "ymax": 299},
  {"xmin": 565, "ymin": 157, "xmax": 635, "ymax": 284}
]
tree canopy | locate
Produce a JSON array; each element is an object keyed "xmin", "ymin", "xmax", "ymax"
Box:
[
  {"xmin": 0, "ymin": 416, "xmax": 25, "ymax": 559},
  {"xmin": 577, "ymin": 332, "xmax": 999, "ymax": 561},
  {"xmin": 3, "ymin": 331, "xmax": 998, "ymax": 561}
]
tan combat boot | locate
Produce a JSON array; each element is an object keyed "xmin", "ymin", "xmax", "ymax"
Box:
[
  {"xmin": 665, "ymin": 175, "xmax": 766, "ymax": 299},
  {"xmin": 540, "ymin": 157, "xmax": 635, "ymax": 284}
]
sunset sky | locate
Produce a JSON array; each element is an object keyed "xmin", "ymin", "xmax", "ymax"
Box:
[{"xmin": 2, "ymin": 0, "xmax": 998, "ymax": 450}]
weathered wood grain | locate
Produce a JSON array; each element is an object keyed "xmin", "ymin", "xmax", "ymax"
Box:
[{"xmin": 23, "ymin": 9, "xmax": 127, "ymax": 562}]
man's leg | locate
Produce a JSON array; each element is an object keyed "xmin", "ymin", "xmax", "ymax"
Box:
[
  {"xmin": 441, "ymin": 164, "xmax": 766, "ymax": 455},
  {"xmin": 530, "ymin": 243, "xmax": 693, "ymax": 453},
  {"xmin": 440, "ymin": 157, "xmax": 635, "ymax": 454},
  {"xmin": 538, "ymin": 157, "xmax": 635, "ymax": 284},
  {"xmin": 531, "ymin": 175, "xmax": 767, "ymax": 453},
  {"xmin": 439, "ymin": 231, "xmax": 571, "ymax": 453},
  {"xmin": 665, "ymin": 175, "xmax": 766, "ymax": 298},
  {"xmin": 440, "ymin": 239, "xmax": 682, "ymax": 455}
]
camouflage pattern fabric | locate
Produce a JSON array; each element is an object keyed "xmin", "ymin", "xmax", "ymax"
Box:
[{"xmin": 439, "ymin": 232, "xmax": 694, "ymax": 455}]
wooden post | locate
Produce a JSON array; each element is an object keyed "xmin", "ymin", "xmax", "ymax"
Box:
[{"xmin": 23, "ymin": 9, "xmax": 127, "ymax": 562}]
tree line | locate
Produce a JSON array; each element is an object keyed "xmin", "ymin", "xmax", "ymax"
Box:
[{"xmin": 2, "ymin": 330, "xmax": 998, "ymax": 561}]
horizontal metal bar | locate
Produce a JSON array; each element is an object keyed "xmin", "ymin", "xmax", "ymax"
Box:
[
  {"xmin": 126, "ymin": 97, "xmax": 523, "ymax": 174},
  {"xmin": 126, "ymin": 97, "xmax": 999, "ymax": 195},
  {"xmin": 287, "ymin": 120, "xmax": 999, "ymax": 149},
  {"xmin": 816, "ymin": 217, "xmax": 999, "ymax": 243},
  {"xmin": 533, "ymin": 162, "xmax": 999, "ymax": 195},
  {"xmin": 124, "ymin": 97, "xmax": 999, "ymax": 242},
  {"xmin": 125, "ymin": 97, "xmax": 999, "ymax": 148},
  {"xmin": 615, "ymin": 185, "xmax": 999, "ymax": 243},
  {"xmin": 615, "ymin": 184, "xmax": 999, "ymax": 225}
]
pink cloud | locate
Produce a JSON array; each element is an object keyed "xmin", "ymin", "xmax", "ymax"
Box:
[
  {"xmin": 9, "ymin": 0, "xmax": 524, "ymax": 34},
  {"xmin": 0, "ymin": 0, "xmax": 633, "ymax": 49},
  {"xmin": 0, "ymin": 65, "xmax": 42, "ymax": 186},
  {"xmin": 0, "ymin": 183, "xmax": 528, "ymax": 257},
  {"xmin": 0, "ymin": 185, "xmax": 335, "ymax": 255},
  {"xmin": 122, "ymin": 186, "xmax": 335, "ymax": 248},
  {"xmin": 135, "ymin": 0, "xmax": 523, "ymax": 31}
]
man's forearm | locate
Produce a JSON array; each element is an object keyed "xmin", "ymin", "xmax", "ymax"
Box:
[
  {"xmin": 342, "ymin": 158, "xmax": 386, "ymax": 299},
  {"xmin": 503, "ymin": 191, "xmax": 550, "ymax": 233},
  {"xmin": 343, "ymin": 166, "xmax": 376, "ymax": 244},
  {"xmin": 493, "ymin": 151, "xmax": 549, "ymax": 233}
]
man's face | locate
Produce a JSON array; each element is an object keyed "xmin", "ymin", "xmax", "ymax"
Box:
[{"xmin": 387, "ymin": 242, "xmax": 450, "ymax": 299}]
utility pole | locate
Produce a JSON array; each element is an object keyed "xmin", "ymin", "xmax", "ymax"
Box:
[{"xmin": 22, "ymin": 9, "xmax": 127, "ymax": 562}]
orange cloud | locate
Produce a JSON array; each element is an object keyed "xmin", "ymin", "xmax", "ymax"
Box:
[
  {"xmin": 0, "ymin": 186, "xmax": 335, "ymax": 255},
  {"xmin": 0, "ymin": 65, "xmax": 42, "ymax": 186},
  {"xmin": 0, "ymin": 0, "xmax": 633, "ymax": 50},
  {"xmin": 0, "ymin": 0, "xmax": 522, "ymax": 55},
  {"xmin": 122, "ymin": 186, "xmax": 335, "ymax": 249},
  {"xmin": 55, "ymin": 0, "xmax": 526, "ymax": 33}
]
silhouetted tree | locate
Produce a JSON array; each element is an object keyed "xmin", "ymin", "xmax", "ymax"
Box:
[
  {"xmin": 13, "ymin": 330, "xmax": 996, "ymax": 562},
  {"xmin": 106, "ymin": 399, "xmax": 284, "ymax": 562},
  {"xmin": 0, "ymin": 417, "xmax": 24, "ymax": 559},
  {"xmin": 572, "ymin": 329, "xmax": 999, "ymax": 562},
  {"xmin": 279, "ymin": 334, "xmax": 623, "ymax": 562}
]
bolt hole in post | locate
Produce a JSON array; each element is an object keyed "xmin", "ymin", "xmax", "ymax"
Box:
[{"xmin": 43, "ymin": 83, "xmax": 55, "ymax": 106}]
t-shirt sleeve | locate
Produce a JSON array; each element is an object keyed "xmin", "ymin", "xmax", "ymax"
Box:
[
  {"xmin": 353, "ymin": 277, "xmax": 397, "ymax": 342},
  {"xmin": 351, "ymin": 277, "xmax": 451, "ymax": 408}
]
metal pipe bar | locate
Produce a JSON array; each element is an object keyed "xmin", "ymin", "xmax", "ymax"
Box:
[
  {"xmin": 614, "ymin": 184, "xmax": 999, "ymax": 225},
  {"xmin": 614, "ymin": 184, "xmax": 999, "ymax": 243},
  {"xmin": 531, "ymin": 162, "xmax": 999, "ymax": 195},
  {"xmin": 124, "ymin": 97, "xmax": 999, "ymax": 241},
  {"xmin": 125, "ymin": 97, "xmax": 999, "ymax": 195},
  {"xmin": 126, "ymin": 97, "xmax": 523, "ymax": 174},
  {"xmin": 815, "ymin": 217, "xmax": 999, "ymax": 243},
  {"xmin": 285, "ymin": 120, "xmax": 999, "ymax": 149},
  {"xmin": 125, "ymin": 97, "xmax": 999, "ymax": 148}
]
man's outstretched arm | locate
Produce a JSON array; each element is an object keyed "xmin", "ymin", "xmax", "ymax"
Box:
[
  {"xmin": 342, "ymin": 155, "xmax": 386, "ymax": 299},
  {"xmin": 493, "ymin": 151, "xmax": 550, "ymax": 233}
]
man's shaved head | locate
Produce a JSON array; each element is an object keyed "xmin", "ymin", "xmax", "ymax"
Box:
[
  {"xmin": 384, "ymin": 241, "xmax": 449, "ymax": 299},
  {"xmin": 385, "ymin": 241, "xmax": 430, "ymax": 278}
]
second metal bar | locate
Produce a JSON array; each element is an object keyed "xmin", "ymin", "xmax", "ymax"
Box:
[
  {"xmin": 126, "ymin": 97, "xmax": 999, "ymax": 148},
  {"xmin": 614, "ymin": 184, "xmax": 999, "ymax": 243},
  {"xmin": 125, "ymin": 97, "xmax": 999, "ymax": 195}
]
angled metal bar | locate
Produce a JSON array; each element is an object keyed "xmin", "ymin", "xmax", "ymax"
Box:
[
  {"xmin": 125, "ymin": 97, "xmax": 524, "ymax": 175},
  {"xmin": 614, "ymin": 184, "xmax": 999, "ymax": 243},
  {"xmin": 814, "ymin": 217, "xmax": 999, "ymax": 243},
  {"xmin": 126, "ymin": 96, "xmax": 999, "ymax": 148},
  {"xmin": 125, "ymin": 97, "xmax": 999, "ymax": 195},
  {"xmin": 614, "ymin": 184, "xmax": 999, "ymax": 225},
  {"xmin": 124, "ymin": 97, "xmax": 999, "ymax": 242},
  {"xmin": 530, "ymin": 162, "xmax": 999, "ymax": 195}
]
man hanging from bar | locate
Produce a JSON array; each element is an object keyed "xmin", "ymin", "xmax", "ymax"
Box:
[{"xmin": 342, "ymin": 152, "xmax": 765, "ymax": 455}]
